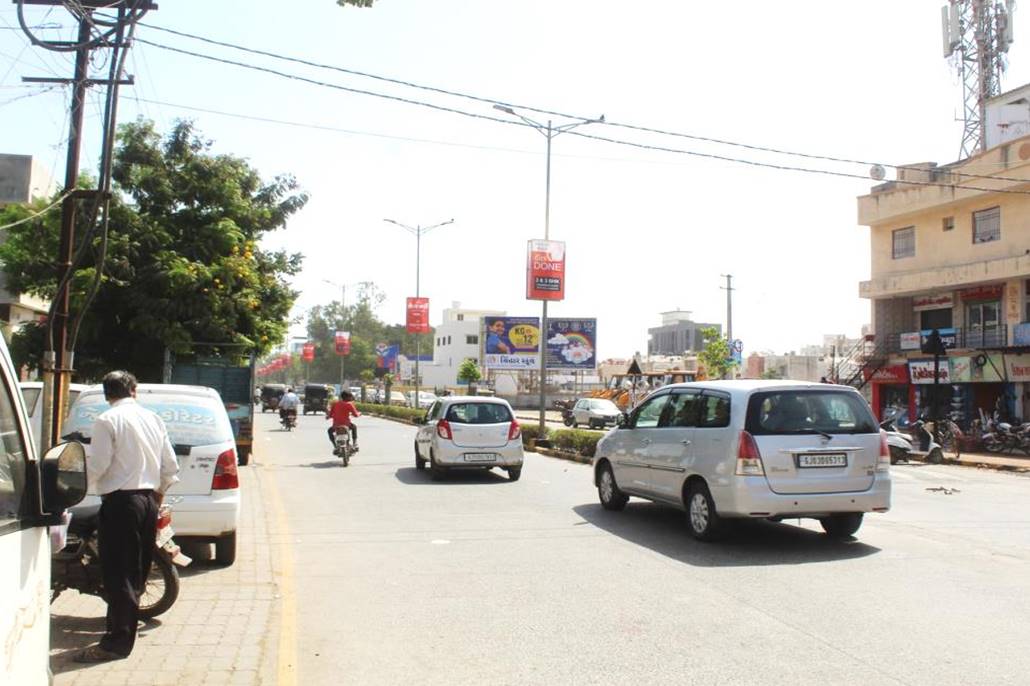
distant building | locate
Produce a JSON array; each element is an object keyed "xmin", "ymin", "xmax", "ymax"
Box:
[
  {"xmin": 647, "ymin": 311, "xmax": 720, "ymax": 356},
  {"xmin": 420, "ymin": 303, "xmax": 504, "ymax": 389}
]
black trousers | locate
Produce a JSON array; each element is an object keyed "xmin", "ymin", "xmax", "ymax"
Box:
[
  {"xmin": 327, "ymin": 425, "xmax": 357, "ymax": 446},
  {"xmin": 98, "ymin": 490, "xmax": 158, "ymax": 656}
]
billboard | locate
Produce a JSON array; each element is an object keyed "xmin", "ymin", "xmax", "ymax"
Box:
[
  {"xmin": 546, "ymin": 318, "xmax": 597, "ymax": 370},
  {"xmin": 526, "ymin": 239, "xmax": 565, "ymax": 301},
  {"xmin": 375, "ymin": 343, "xmax": 399, "ymax": 373},
  {"xmin": 406, "ymin": 297, "xmax": 430, "ymax": 333},
  {"xmin": 335, "ymin": 330, "xmax": 351, "ymax": 356},
  {"xmin": 302, "ymin": 342, "xmax": 315, "ymax": 362},
  {"xmin": 484, "ymin": 316, "xmax": 540, "ymax": 370}
]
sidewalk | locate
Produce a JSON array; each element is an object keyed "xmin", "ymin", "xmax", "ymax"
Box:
[
  {"xmin": 49, "ymin": 454, "xmax": 283, "ymax": 685},
  {"xmin": 950, "ymin": 450, "xmax": 1030, "ymax": 471}
]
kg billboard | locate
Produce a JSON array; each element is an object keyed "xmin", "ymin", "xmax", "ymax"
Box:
[{"xmin": 484, "ymin": 316, "xmax": 540, "ymax": 370}]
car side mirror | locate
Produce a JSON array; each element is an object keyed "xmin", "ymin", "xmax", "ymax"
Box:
[
  {"xmin": 41, "ymin": 441, "xmax": 87, "ymax": 515},
  {"xmin": 617, "ymin": 412, "xmax": 630, "ymax": 429}
]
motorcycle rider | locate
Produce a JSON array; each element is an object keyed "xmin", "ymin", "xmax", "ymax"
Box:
[
  {"xmin": 327, "ymin": 390, "xmax": 360, "ymax": 452},
  {"xmin": 279, "ymin": 387, "xmax": 299, "ymax": 426}
]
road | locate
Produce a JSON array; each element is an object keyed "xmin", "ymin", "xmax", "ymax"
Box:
[{"xmin": 254, "ymin": 410, "xmax": 1030, "ymax": 686}]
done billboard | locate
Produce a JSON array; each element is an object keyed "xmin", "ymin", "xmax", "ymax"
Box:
[
  {"xmin": 484, "ymin": 316, "xmax": 540, "ymax": 370},
  {"xmin": 546, "ymin": 318, "xmax": 597, "ymax": 370}
]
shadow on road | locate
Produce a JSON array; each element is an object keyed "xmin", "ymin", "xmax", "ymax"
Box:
[
  {"xmin": 49, "ymin": 613, "xmax": 164, "ymax": 675},
  {"xmin": 573, "ymin": 502, "xmax": 881, "ymax": 568},
  {"xmin": 394, "ymin": 466, "xmax": 511, "ymax": 486}
]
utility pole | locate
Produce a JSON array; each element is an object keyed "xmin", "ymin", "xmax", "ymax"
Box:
[{"xmin": 720, "ymin": 274, "xmax": 734, "ymax": 343}]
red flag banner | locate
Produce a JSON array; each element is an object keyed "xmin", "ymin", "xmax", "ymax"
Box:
[
  {"xmin": 406, "ymin": 297, "xmax": 430, "ymax": 333},
  {"xmin": 335, "ymin": 330, "xmax": 351, "ymax": 356},
  {"xmin": 302, "ymin": 343, "xmax": 315, "ymax": 362},
  {"xmin": 526, "ymin": 239, "xmax": 565, "ymax": 301}
]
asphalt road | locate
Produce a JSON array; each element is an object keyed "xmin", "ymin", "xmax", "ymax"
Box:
[{"xmin": 254, "ymin": 411, "xmax": 1030, "ymax": 686}]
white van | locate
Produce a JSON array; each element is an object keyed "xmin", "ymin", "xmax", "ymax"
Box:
[
  {"xmin": 1, "ymin": 350, "xmax": 87, "ymax": 682},
  {"xmin": 593, "ymin": 380, "xmax": 891, "ymax": 541}
]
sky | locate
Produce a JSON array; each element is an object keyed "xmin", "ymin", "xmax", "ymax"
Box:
[{"xmin": 2, "ymin": 0, "xmax": 1029, "ymax": 361}]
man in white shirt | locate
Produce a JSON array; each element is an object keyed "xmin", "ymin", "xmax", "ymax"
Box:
[
  {"xmin": 279, "ymin": 387, "xmax": 299, "ymax": 423},
  {"xmin": 75, "ymin": 371, "xmax": 179, "ymax": 663}
]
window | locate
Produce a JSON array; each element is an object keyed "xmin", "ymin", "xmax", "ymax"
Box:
[
  {"xmin": 973, "ymin": 206, "xmax": 1000, "ymax": 243},
  {"xmin": 445, "ymin": 402, "xmax": 512, "ymax": 424},
  {"xmin": 631, "ymin": 394, "xmax": 669, "ymax": 429},
  {"xmin": 457, "ymin": 314, "xmax": 464, "ymax": 321},
  {"xmin": 746, "ymin": 390, "xmax": 876, "ymax": 435},
  {"xmin": 447, "ymin": 336, "xmax": 451, "ymax": 345},
  {"xmin": 20, "ymin": 387, "xmax": 40, "ymax": 417},
  {"xmin": 659, "ymin": 391, "xmax": 700, "ymax": 428},
  {"xmin": 892, "ymin": 226, "xmax": 915, "ymax": 259},
  {"xmin": 466, "ymin": 335, "xmax": 478, "ymax": 345},
  {"xmin": 920, "ymin": 308, "xmax": 952, "ymax": 330},
  {"xmin": 698, "ymin": 393, "xmax": 731, "ymax": 428},
  {"xmin": 0, "ymin": 383, "xmax": 29, "ymax": 527},
  {"xmin": 942, "ymin": 216, "xmax": 955, "ymax": 231}
]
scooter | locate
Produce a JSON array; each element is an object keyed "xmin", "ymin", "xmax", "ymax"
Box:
[
  {"xmin": 553, "ymin": 399, "xmax": 575, "ymax": 427},
  {"xmin": 886, "ymin": 408, "xmax": 948, "ymax": 464},
  {"xmin": 879, "ymin": 411, "xmax": 914, "ymax": 464},
  {"xmin": 333, "ymin": 426, "xmax": 357, "ymax": 467},
  {"xmin": 51, "ymin": 504, "xmax": 190, "ymax": 619}
]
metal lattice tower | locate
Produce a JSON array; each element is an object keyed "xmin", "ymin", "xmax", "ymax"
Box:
[{"xmin": 943, "ymin": 1, "xmax": 1015, "ymax": 159}]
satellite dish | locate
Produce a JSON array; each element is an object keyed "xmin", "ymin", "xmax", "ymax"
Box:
[{"xmin": 869, "ymin": 164, "xmax": 886, "ymax": 181}]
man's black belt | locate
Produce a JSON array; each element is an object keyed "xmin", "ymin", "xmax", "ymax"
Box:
[{"xmin": 101, "ymin": 488, "xmax": 154, "ymax": 502}]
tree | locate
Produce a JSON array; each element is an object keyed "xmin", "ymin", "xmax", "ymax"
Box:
[
  {"xmin": 760, "ymin": 368, "xmax": 782, "ymax": 380},
  {"xmin": 696, "ymin": 327, "xmax": 738, "ymax": 381},
  {"xmin": 0, "ymin": 119, "xmax": 306, "ymax": 380},
  {"xmin": 457, "ymin": 358, "xmax": 482, "ymax": 387}
]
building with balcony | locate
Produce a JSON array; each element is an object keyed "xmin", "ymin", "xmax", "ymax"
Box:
[
  {"xmin": 857, "ymin": 83, "xmax": 1030, "ymax": 424},
  {"xmin": 419, "ymin": 303, "xmax": 504, "ymax": 389}
]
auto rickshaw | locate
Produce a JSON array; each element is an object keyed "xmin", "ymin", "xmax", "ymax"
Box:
[
  {"xmin": 260, "ymin": 383, "xmax": 286, "ymax": 413},
  {"xmin": 303, "ymin": 384, "xmax": 330, "ymax": 415}
]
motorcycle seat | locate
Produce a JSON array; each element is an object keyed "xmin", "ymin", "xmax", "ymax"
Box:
[
  {"xmin": 999, "ymin": 422, "xmax": 1012, "ymax": 431},
  {"xmin": 68, "ymin": 503, "xmax": 101, "ymax": 534}
]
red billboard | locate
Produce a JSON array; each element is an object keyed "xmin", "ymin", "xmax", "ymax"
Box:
[
  {"xmin": 526, "ymin": 239, "xmax": 565, "ymax": 301},
  {"xmin": 302, "ymin": 342, "xmax": 315, "ymax": 362},
  {"xmin": 406, "ymin": 297, "xmax": 430, "ymax": 333},
  {"xmin": 335, "ymin": 330, "xmax": 351, "ymax": 356}
]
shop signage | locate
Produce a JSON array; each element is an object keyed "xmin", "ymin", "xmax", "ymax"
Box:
[
  {"xmin": 900, "ymin": 329, "xmax": 957, "ymax": 351},
  {"xmin": 863, "ymin": 364, "xmax": 909, "ymax": 384},
  {"xmin": 405, "ymin": 297, "xmax": 430, "ymax": 333},
  {"xmin": 908, "ymin": 359, "xmax": 950, "ymax": 385},
  {"xmin": 335, "ymin": 330, "xmax": 350, "ymax": 356},
  {"xmin": 1014, "ymin": 322, "xmax": 1030, "ymax": 346},
  {"xmin": 900, "ymin": 332, "xmax": 921, "ymax": 350},
  {"xmin": 526, "ymin": 239, "xmax": 566, "ymax": 301},
  {"xmin": 949, "ymin": 353, "xmax": 1005, "ymax": 383},
  {"xmin": 912, "ymin": 293, "xmax": 954, "ymax": 311},
  {"xmin": 1004, "ymin": 353, "xmax": 1030, "ymax": 382},
  {"xmin": 484, "ymin": 316, "xmax": 540, "ymax": 370},
  {"xmin": 959, "ymin": 284, "xmax": 1004, "ymax": 302}
]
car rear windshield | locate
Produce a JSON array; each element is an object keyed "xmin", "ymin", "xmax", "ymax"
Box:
[
  {"xmin": 746, "ymin": 390, "xmax": 877, "ymax": 435},
  {"xmin": 445, "ymin": 403, "xmax": 512, "ymax": 424},
  {"xmin": 62, "ymin": 393, "xmax": 233, "ymax": 447}
]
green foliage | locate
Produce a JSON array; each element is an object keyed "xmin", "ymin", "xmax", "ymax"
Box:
[
  {"xmin": 760, "ymin": 368, "xmax": 782, "ymax": 380},
  {"xmin": 549, "ymin": 429, "xmax": 602, "ymax": 457},
  {"xmin": 457, "ymin": 359, "xmax": 482, "ymax": 386},
  {"xmin": 355, "ymin": 402, "xmax": 425, "ymax": 423},
  {"xmin": 0, "ymin": 119, "xmax": 305, "ymax": 381},
  {"xmin": 697, "ymin": 326, "xmax": 738, "ymax": 381},
  {"xmin": 519, "ymin": 423, "xmax": 549, "ymax": 448}
]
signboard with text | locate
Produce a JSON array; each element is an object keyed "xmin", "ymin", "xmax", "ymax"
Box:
[
  {"xmin": 1005, "ymin": 353, "xmax": 1030, "ymax": 382},
  {"xmin": 375, "ymin": 343, "xmax": 399, "ymax": 373},
  {"xmin": 526, "ymin": 239, "xmax": 566, "ymax": 301},
  {"xmin": 335, "ymin": 330, "xmax": 351, "ymax": 356},
  {"xmin": 484, "ymin": 316, "xmax": 540, "ymax": 370},
  {"xmin": 546, "ymin": 318, "xmax": 597, "ymax": 370},
  {"xmin": 302, "ymin": 343, "xmax": 315, "ymax": 362},
  {"xmin": 949, "ymin": 353, "xmax": 1004, "ymax": 383},
  {"xmin": 913, "ymin": 293, "xmax": 954, "ymax": 311},
  {"xmin": 908, "ymin": 359, "xmax": 950, "ymax": 385},
  {"xmin": 863, "ymin": 364, "xmax": 909, "ymax": 384},
  {"xmin": 406, "ymin": 297, "xmax": 430, "ymax": 333}
]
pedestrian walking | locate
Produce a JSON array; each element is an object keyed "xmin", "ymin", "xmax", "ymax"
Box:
[{"xmin": 75, "ymin": 370, "xmax": 179, "ymax": 663}]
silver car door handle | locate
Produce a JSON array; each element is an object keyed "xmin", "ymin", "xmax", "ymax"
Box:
[{"xmin": 681, "ymin": 440, "xmax": 691, "ymax": 445}]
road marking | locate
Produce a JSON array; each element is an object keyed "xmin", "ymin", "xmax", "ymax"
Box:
[{"xmin": 264, "ymin": 466, "xmax": 298, "ymax": 686}]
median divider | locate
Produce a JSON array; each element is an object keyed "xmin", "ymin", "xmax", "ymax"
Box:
[
  {"xmin": 520, "ymin": 425, "xmax": 600, "ymax": 465},
  {"xmin": 355, "ymin": 402, "xmax": 426, "ymax": 424}
]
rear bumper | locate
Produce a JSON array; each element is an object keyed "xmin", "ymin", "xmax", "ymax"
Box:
[
  {"xmin": 165, "ymin": 489, "xmax": 240, "ymax": 538},
  {"xmin": 434, "ymin": 440, "xmax": 524, "ymax": 468},
  {"xmin": 712, "ymin": 474, "xmax": 891, "ymax": 518}
]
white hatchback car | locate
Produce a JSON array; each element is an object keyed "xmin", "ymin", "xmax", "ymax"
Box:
[
  {"xmin": 19, "ymin": 381, "xmax": 88, "ymax": 453},
  {"xmin": 593, "ymin": 380, "xmax": 891, "ymax": 541},
  {"xmin": 414, "ymin": 396, "xmax": 524, "ymax": 481},
  {"xmin": 63, "ymin": 384, "xmax": 242, "ymax": 564},
  {"xmin": 571, "ymin": 397, "xmax": 621, "ymax": 429}
]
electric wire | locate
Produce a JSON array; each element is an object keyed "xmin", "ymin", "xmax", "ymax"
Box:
[
  {"xmin": 0, "ymin": 190, "xmax": 74, "ymax": 231},
  {"xmin": 135, "ymin": 37, "xmax": 1030, "ymax": 196},
  {"xmin": 137, "ymin": 22, "xmax": 1030, "ymax": 186}
]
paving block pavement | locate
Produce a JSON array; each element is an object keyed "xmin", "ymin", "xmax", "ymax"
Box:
[{"xmin": 49, "ymin": 459, "xmax": 284, "ymax": 685}]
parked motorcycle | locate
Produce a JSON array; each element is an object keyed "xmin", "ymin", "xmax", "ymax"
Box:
[
  {"xmin": 51, "ymin": 503, "xmax": 190, "ymax": 619},
  {"xmin": 333, "ymin": 427, "xmax": 357, "ymax": 467},
  {"xmin": 553, "ymin": 399, "xmax": 575, "ymax": 427},
  {"xmin": 879, "ymin": 411, "xmax": 914, "ymax": 464},
  {"xmin": 280, "ymin": 409, "xmax": 297, "ymax": 431},
  {"xmin": 980, "ymin": 415, "xmax": 1030, "ymax": 455}
]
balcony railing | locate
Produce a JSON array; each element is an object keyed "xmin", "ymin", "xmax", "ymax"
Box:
[{"xmin": 880, "ymin": 325, "xmax": 1009, "ymax": 353}]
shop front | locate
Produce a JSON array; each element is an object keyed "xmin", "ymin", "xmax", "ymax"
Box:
[
  {"xmin": 865, "ymin": 364, "xmax": 912, "ymax": 421},
  {"xmin": 909, "ymin": 354, "xmax": 1009, "ymax": 428},
  {"xmin": 1003, "ymin": 353, "xmax": 1030, "ymax": 422}
]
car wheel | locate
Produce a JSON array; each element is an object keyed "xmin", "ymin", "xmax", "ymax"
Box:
[
  {"xmin": 415, "ymin": 442, "xmax": 426, "ymax": 470},
  {"xmin": 138, "ymin": 552, "xmax": 180, "ymax": 619},
  {"xmin": 927, "ymin": 447, "xmax": 943, "ymax": 464},
  {"xmin": 215, "ymin": 531, "xmax": 237, "ymax": 566},
  {"xmin": 820, "ymin": 513, "xmax": 863, "ymax": 539},
  {"xmin": 888, "ymin": 446, "xmax": 907, "ymax": 465},
  {"xmin": 597, "ymin": 463, "xmax": 628, "ymax": 511},
  {"xmin": 507, "ymin": 466, "xmax": 522, "ymax": 481},
  {"xmin": 430, "ymin": 452, "xmax": 447, "ymax": 481},
  {"xmin": 686, "ymin": 482, "xmax": 725, "ymax": 542},
  {"xmin": 571, "ymin": 419, "xmax": 578, "ymax": 428},
  {"xmin": 563, "ymin": 416, "xmax": 574, "ymax": 427}
]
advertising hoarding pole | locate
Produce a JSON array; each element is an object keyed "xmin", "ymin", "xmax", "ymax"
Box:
[{"xmin": 539, "ymin": 121, "xmax": 552, "ymax": 433}]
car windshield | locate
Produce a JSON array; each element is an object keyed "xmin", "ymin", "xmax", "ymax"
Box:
[
  {"xmin": 746, "ymin": 390, "xmax": 877, "ymax": 435},
  {"xmin": 445, "ymin": 403, "xmax": 512, "ymax": 424},
  {"xmin": 62, "ymin": 392, "xmax": 233, "ymax": 447}
]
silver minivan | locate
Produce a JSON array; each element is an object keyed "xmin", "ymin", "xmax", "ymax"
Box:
[{"xmin": 592, "ymin": 380, "xmax": 891, "ymax": 541}]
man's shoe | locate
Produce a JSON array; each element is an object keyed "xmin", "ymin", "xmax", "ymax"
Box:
[{"xmin": 74, "ymin": 645, "xmax": 127, "ymax": 663}]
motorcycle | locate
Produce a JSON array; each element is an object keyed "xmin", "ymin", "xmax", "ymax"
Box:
[
  {"xmin": 51, "ymin": 503, "xmax": 190, "ymax": 619},
  {"xmin": 333, "ymin": 426, "xmax": 357, "ymax": 467},
  {"xmin": 879, "ymin": 410, "xmax": 914, "ymax": 464},
  {"xmin": 280, "ymin": 408, "xmax": 297, "ymax": 431},
  {"xmin": 980, "ymin": 415, "xmax": 1030, "ymax": 455},
  {"xmin": 553, "ymin": 399, "xmax": 575, "ymax": 427}
]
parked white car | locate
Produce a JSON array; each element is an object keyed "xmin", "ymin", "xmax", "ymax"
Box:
[
  {"xmin": 414, "ymin": 396, "xmax": 524, "ymax": 481},
  {"xmin": 593, "ymin": 380, "xmax": 891, "ymax": 541},
  {"xmin": 571, "ymin": 397, "xmax": 621, "ymax": 429},
  {"xmin": 405, "ymin": 390, "xmax": 438, "ymax": 409},
  {"xmin": 19, "ymin": 380, "xmax": 88, "ymax": 453},
  {"xmin": 63, "ymin": 384, "xmax": 242, "ymax": 564}
]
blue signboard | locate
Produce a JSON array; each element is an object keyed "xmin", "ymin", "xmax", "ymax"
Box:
[{"xmin": 546, "ymin": 318, "xmax": 597, "ymax": 370}]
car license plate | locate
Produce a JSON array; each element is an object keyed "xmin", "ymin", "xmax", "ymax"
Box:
[
  {"xmin": 797, "ymin": 453, "xmax": 847, "ymax": 468},
  {"xmin": 464, "ymin": 453, "xmax": 497, "ymax": 462}
]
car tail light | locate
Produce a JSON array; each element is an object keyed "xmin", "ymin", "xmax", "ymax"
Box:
[
  {"xmin": 156, "ymin": 506, "xmax": 172, "ymax": 530},
  {"xmin": 436, "ymin": 419, "xmax": 453, "ymax": 440},
  {"xmin": 735, "ymin": 431, "xmax": 765, "ymax": 476},
  {"xmin": 212, "ymin": 449, "xmax": 239, "ymax": 490},
  {"xmin": 877, "ymin": 430, "xmax": 891, "ymax": 472},
  {"xmin": 508, "ymin": 420, "xmax": 521, "ymax": 441}
]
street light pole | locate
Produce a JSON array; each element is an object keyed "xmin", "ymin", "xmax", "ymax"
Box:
[
  {"xmin": 384, "ymin": 218, "xmax": 454, "ymax": 409},
  {"xmin": 492, "ymin": 105, "xmax": 604, "ymax": 433}
]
